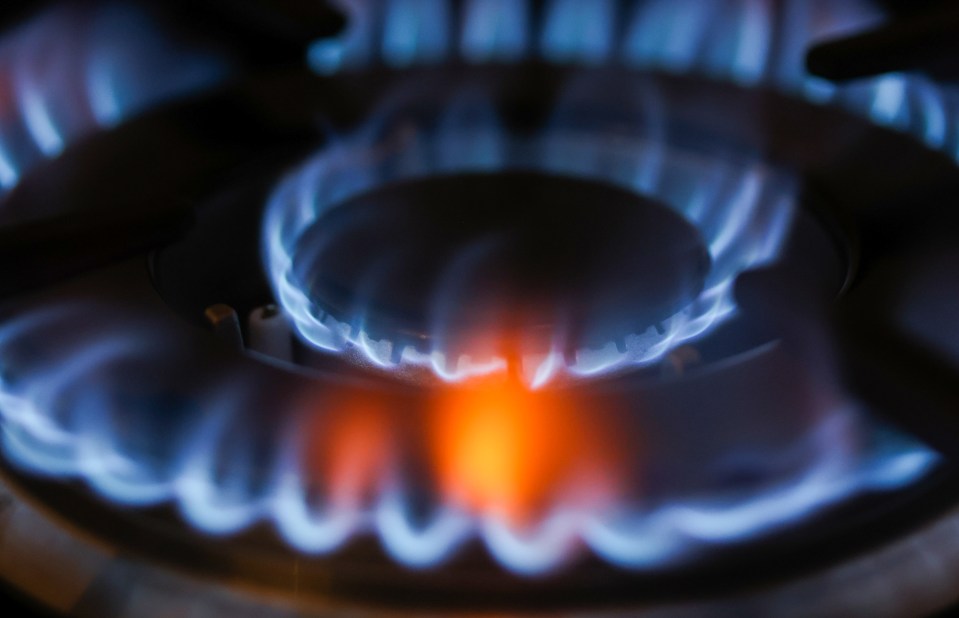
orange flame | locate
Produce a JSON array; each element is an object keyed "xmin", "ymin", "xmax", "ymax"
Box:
[
  {"xmin": 430, "ymin": 375, "xmax": 628, "ymax": 523},
  {"xmin": 303, "ymin": 388, "xmax": 395, "ymax": 506}
]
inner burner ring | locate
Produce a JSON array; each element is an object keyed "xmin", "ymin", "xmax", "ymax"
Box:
[
  {"xmin": 290, "ymin": 171, "xmax": 710, "ymax": 377},
  {"xmin": 259, "ymin": 83, "xmax": 801, "ymax": 384}
]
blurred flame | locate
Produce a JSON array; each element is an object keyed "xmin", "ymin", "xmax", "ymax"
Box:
[
  {"xmin": 0, "ymin": 0, "xmax": 945, "ymax": 575},
  {"xmin": 0, "ymin": 2, "xmax": 229, "ymax": 201},
  {"xmin": 304, "ymin": 389, "xmax": 396, "ymax": 506},
  {"xmin": 0, "ymin": 302, "xmax": 939, "ymax": 571},
  {"xmin": 430, "ymin": 374, "xmax": 627, "ymax": 523}
]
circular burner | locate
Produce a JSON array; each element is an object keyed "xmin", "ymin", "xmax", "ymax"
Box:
[
  {"xmin": 5, "ymin": 63, "xmax": 957, "ymax": 614},
  {"xmin": 258, "ymin": 74, "xmax": 805, "ymax": 383},
  {"xmin": 293, "ymin": 172, "xmax": 709, "ymax": 365}
]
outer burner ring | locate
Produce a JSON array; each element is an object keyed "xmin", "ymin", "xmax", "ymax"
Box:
[{"xmin": 0, "ymin": 64, "xmax": 958, "ymax": 613}]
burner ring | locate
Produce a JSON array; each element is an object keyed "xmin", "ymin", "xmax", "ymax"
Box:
[
  {"xmin": 255, "ymin": 78, "xmax": 805, "ymax": 383},
  {"xmin": 288, "ymin": 171, "xmax": 710, "ymax": 377}
]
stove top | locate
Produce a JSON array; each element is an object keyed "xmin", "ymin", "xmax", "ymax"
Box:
[{"xmin": 2, "ymin": 1, "xmax": 959, "ymax": 616}]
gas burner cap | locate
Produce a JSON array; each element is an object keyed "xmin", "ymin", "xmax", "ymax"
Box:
[{"xmin": 293, "ymin": 171, "xmax": 710, "ymax": 367}]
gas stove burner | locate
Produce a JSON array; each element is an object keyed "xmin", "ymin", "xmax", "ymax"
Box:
[
  {"xmin": 5, "ymin": 0, "xmax": 959, "ymax": 615},
  {"xmin": 280, "ymin": 171, "xmax": 710, "ymax": 383},
  {"xmin": 0, "ymin": 59, "xmax": 951, "ymax": 613},
  {"xmin": 260, "ymin": 74, "xmax": 798, "ymax": 383}
]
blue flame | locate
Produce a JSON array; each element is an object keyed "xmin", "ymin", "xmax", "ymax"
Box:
[
  {"xmin": 0, "ymin": 0, "xmax": 947, "ymax": 576},
  {"xmin": 0, "ymin": 2, "xmax": 229, "ymax": 201},
  {"xmin": 0, "ymin": 302, "xmax": 938, "ymax": 574},
  {"xmin": 461, "ymin": 0, "xmax": 529, "ymax": 63},
  {"xmin": 313, "ymin": 0, "xmax": 959, "ymax": 167},
  {"xmin": 541, "ymin": 0, "xmax": 616, "ymax": 65},
  {"xmin": 265, "ymin": 85, "xmax": 794, "ymax": 384}
]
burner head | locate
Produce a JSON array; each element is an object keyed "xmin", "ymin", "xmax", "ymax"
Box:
[{"xmin": 291, "ymin": 172, "xmax": 710, "ymax": 362}]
